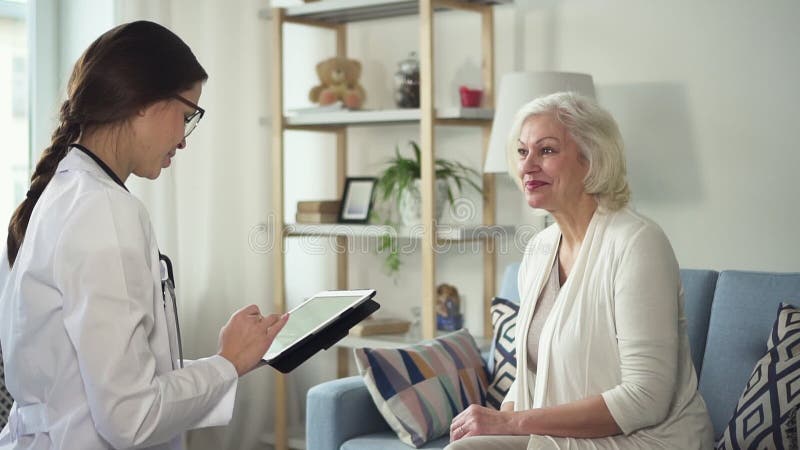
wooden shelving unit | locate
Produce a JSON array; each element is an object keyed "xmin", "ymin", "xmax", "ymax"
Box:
[
  {"xmin": 279, "ymin": 0, "xmax": 505, "ymax": 23},
  {"xmin": 268, "ymin": 0, "xmax": 508, "ymax": 448}
]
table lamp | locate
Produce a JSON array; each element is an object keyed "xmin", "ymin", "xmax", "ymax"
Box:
[{"xmin": 484, "ymin": 72, "xmax": 596, "ymax": 174}]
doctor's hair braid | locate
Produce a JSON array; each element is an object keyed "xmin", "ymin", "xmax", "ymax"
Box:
[
  {"xmin": 6, "ymin": 20, "xmax": 207, "ymax": 267},
  {"xmin": 6, "ymin": 101, "xmax": 79, "ymax": 266}
]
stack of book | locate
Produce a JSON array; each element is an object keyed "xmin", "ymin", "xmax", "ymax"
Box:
[
  {"xmin": 349, "ymin": 318, "xmax": 411, "ymax": 336},
  {"xmin": 295, "ymin": 200, "xmax": 341, "ymax": 224}
]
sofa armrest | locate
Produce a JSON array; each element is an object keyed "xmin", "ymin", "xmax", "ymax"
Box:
[{"xmin": 306, "ymin": 376, "xmax": 391, "ymax": 450}]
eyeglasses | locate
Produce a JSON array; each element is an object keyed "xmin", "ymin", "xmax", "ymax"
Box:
[{"xmin": 172, "ymin": 94, "xmax": 205, "ymax": 139}]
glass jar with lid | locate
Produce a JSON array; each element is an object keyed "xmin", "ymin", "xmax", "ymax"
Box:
[{"xmin": 393, "ymin": 52, "xmax": 420, "ymax": 108}]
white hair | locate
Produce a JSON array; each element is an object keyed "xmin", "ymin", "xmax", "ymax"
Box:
[{"xmin": 506, "ymin": 91, "xmax": 630, "ymax": 212}]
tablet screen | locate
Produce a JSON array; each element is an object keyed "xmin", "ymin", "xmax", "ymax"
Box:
[{"xmin": 264, "ymin": 293, "xmax": 371, "ymax": 360}]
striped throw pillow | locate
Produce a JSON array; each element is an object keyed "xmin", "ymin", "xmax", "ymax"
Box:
[{"xmin": 354, "ymin": 329, "xmax": 489, "ymax": 448}]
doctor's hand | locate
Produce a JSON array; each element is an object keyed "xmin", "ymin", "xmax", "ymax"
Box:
[{"xmin": 218, "ymin": 305, "xmax": 289, "ymax": 376}]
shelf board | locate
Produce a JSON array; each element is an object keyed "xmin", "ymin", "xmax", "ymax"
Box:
[
  {"xmin": 273, "ymin": 0, "xmax": 512, "ymax": 24},
  {"xmin": 284, "ymin": 107, "xmax": 492, "ymax": 127},
  {"xmin": 285, "ymin": 223, "xmax": 514, "ymax": 241},
  {"xmin": 337, "ymin": 332, "xmax": 491, "ymax": 350}
]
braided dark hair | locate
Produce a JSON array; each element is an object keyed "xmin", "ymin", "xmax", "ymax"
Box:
[{"xmin": 6, "ymin": 21, "xmax": 207, "ymax": 266}]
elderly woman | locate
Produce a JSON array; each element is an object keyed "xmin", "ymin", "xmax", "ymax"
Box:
[{"xmin": 446, "ymin": 93, "xmax": 712, "ymax": 449}]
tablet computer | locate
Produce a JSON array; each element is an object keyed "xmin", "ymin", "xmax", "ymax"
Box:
[{"xmin": 263, "ymin": 289, "xmax": 379, "ymax": 373}]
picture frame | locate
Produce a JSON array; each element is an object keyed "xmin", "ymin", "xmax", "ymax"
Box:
[{"xmin": 338, "ymin": 177, "xmax": 377, "ymax": 224}]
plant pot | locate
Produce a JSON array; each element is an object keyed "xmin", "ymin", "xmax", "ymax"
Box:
[{"xmin": 398, "ymin": 179, "xmax": 449, "ymax": 226}]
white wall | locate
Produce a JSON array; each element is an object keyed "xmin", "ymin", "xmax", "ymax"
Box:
[{"xmin": 543, "ymin": 1, "xmax": 800, "ymax": 272}]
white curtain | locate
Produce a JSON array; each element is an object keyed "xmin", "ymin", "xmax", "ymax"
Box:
[{"xmin": 117, "ymin": 1, "xmax": 283, "ymax": 449}]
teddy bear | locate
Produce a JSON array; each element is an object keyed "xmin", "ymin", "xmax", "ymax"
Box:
[{"xmin": 308, "ymin": 57, "xmax": 366, "ymax": 109}]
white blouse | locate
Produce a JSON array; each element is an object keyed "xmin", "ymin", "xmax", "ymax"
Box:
[{"xmin": 525, "ymin": 257, "xmax": 559, "ymax": 375}]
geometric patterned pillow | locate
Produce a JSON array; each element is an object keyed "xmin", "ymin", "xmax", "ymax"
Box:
[
  {"xmin": 353, "ymin": 328, "xmax": 489, "ymax": 448},
  {"xmin": 0, "ymin": 345, "xmax": 11, "ymax": 429},
  {"xmin": 782, "ymin": 404, "xmax": 800, "ymax": 450},
  {"xmin": 716, "ymin": 303, "xmax": 800, "ymax": 449},
  {"xmin": 485, "ymin": 297, "xmax": 518, "ymax": 409}
]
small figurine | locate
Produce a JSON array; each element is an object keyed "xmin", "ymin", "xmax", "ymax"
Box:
[{"xmin": 436, "ymin": 283, "xmax": 463, "ymax": 331}]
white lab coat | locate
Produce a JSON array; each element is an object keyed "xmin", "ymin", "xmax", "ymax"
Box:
[{"xmin": 0, "ymin": 149, "xmax": 238, "ymax": 449}]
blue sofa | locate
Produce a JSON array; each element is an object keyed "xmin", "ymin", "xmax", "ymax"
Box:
[{"xmin": 306, "ymin": 266, "xmax": 800, "ymax": 449}]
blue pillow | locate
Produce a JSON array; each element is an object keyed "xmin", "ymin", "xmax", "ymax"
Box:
[
  {"xmin": 716, "ymin": 303, "xmax": 800, "ymax": 449},
  {"xmin": 486, "ymin": 297, "xmax": 518, "ymax": 409}
]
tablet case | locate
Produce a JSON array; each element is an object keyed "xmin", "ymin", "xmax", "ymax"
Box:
[{"xmin": 266, "ymin": 298, "xmax": 380, "ymax": 373}]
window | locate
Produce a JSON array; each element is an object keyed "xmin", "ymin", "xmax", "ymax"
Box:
[{"xmin": 0, "ymin": 0, "xmax": 29, "ymax": 229}]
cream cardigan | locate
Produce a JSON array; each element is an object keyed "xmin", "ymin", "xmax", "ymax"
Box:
[{"xmin": 504, "ymin": 207, "xmax": 713, "ymax": 449}]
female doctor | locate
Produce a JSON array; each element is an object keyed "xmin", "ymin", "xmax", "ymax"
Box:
[{"xmin": 0, "ymin": 21, "xmax": 288, "ymax": 449}]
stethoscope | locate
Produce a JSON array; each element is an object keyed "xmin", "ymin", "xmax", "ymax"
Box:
[
  {"xmin": 159, "ymin": 253, "xmax": 184, "ymax": 368},
  {"xmin": 70, "ymin": 144, "xmax": 184, "ymax": 369}
]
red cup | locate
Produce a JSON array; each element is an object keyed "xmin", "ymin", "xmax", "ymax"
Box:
[{"xmin": 459, "ymin": 86, "xmax": 483, "ymax": 107}]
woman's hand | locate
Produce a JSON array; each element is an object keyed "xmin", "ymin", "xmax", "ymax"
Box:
[
  {"xmin": 218, "ymin": 304, "xmax": 288, "ymax": 376},
  {"xmin": 449, "ymin": 404, "xmax": 516, "ymax": 441},
  {"xmin": 457, "ymin": 396, "xmax": 622, "ymax": 439}
]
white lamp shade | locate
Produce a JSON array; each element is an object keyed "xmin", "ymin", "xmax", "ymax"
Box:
[{"xmin": 484, "ymin": 72, "xmax": 596, "ymax": 173}]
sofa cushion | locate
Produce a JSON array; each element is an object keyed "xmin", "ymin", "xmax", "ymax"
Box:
[
  {"xmin": 306, "ymin": 376, "xmax": 391, "ymax": 450},
  {"xmin": 679, "ymin": 269, "xmax": 718, "ymax": 377},
  {"xmin": 353, "ymin": 329, "xmax": 489, "ymax": 448},
  {"xmin": 715, "ymin": 303, "xmax": 800, "ymax": 449},
  {"xmin": 700, "ymin": 271, "xmax": 800, "ymax": 437},
  {"xmin": 485, "ymin": 297, "xmax": 518, "ymax": 409},
  {"xmin": 341, "ymin": 431, "xmax": 450, "ymax": 450}
]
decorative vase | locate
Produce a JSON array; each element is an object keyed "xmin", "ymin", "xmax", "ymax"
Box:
[
  {"xmin": 398, "ymin": 179, "xmax": 449, "ymax": 226},
  {"xmin": 393, "ymin": 52, "xmax": 420, "ymax": 108}
]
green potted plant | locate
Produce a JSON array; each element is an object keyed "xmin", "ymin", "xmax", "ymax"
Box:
[{"xmin": 374, "ymin": 140, "xmax": 482, "ymax": 273}]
